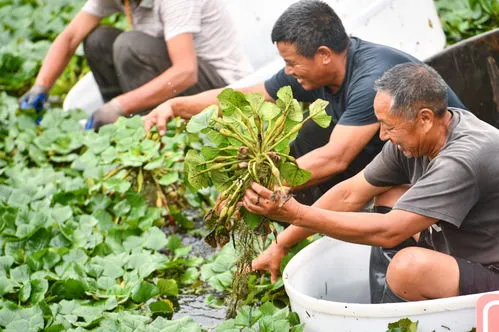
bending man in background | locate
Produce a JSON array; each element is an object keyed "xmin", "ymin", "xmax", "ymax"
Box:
[{"xmin": 19, "ymin": 0, "xmax": 251, "ymax": 129}]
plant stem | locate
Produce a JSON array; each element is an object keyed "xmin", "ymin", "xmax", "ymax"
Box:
[
  {"xmin": 194, "ymin": 160, "xmax": 241, "ymax": 176},
  {"xmin": 214, "ymin": 118, "xmax": 255, "ymax": 150}
]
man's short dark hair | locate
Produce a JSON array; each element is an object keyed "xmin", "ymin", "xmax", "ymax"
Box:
[
  {"xmin": 374, "ymin": 63, "xmax": 449, "ymax": 119},
  {"xmin": 271, "ymin": 0, "xmax": 349, "ymax": 57}
]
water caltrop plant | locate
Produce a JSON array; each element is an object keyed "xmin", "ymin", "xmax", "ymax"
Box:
[{"xmin": 184, "ymin": 86, "xmax": 330, "ymax": 316}]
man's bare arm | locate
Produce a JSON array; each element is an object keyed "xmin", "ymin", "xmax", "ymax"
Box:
[
  {"xmin": 292, "ymin": 205, "xmax": 436, "ymax": 248},
  {"xmin": 118, "ymin": 33, "xmax": 200, "ymax": 114},
  {"xmin": 172, "ymin": 83, "xmax": 272, "ymax": 118},
  {"xmin": 246, "ymin": 172, "xmax": 433, "ymax": 248},
  {"xmin": 35, "ymin": 11, "xmax": 101, "ymax": 89},
  {"xmin": 144, "ymin": 83, "xmax": 271, "ymax": 133},
  {"xmin": 295, "ymin": 122, "xmax": 380, "ymax": 189},
  {"xmin": 262, "ymin": 170, "xmax": 390, "ymax": 249}
]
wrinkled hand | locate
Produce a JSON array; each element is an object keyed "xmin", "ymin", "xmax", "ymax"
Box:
[
  {"xmin": 251, "ymin": 241, "xmax": 289, "ymax": 283},
  {"xmin": 89, "ymin": 98, "xmax": 125, "ymax": 131},
  {"xmin": 143, "ymin": 101, "xmax": 175, "ymax": 135},
  {"xmin": 19, "ymin": 85, "xmax": 48, "ymax": 112},
  {"xmin": 242, "ymin": 182, "xmax": 300, "ymax": 224}
]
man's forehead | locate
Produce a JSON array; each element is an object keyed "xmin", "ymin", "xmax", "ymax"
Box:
[{"xmin": 373, "ymin": 92, "xmax": 393, "ymax": 120}]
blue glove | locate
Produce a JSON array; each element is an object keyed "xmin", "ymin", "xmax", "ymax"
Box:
[
  {"xmin": 19, "ymin": 85, "xmax": 48, "ymax": 112},
  {"xmin": 84, "ymin": 115, "xmax": 95, "ymax": 130}
]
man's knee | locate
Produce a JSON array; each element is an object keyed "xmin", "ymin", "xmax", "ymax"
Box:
[
  {"xmin": 112, "ymin": 31, "xmax": 140, "ymax": 66},
  {"xmin": 114, "ymin": 31, "xmax": 170, "ymax": 73},
  {"xmin": 386, "ymin": 247, "xmax": 431, "ymax": 291},
  {"xmin": 84, "ymin": 26, "xmax": 121, "ymax": 56}
]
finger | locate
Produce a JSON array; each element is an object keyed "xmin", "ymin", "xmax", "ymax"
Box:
[
  {"xmin": 143, "ymin": 112, "xmax": 156, "ymax": 133},
  {"xmin": 243, "ymin": 196, "xmax": 261, "ymax": 213},
  {"xmin": 243, "ymin": 189, "xmax": 260, "ymax": 207},
  {"xmin": 270, "ymin": 269, "xmax": 278, "ymax": 283},
  {"xmin": 250, "ymin": 257, "xmax": 264, "ymax": 272},
  {"xmin": 156, "ymin": 110, "xmax": 172, "ymax": 136},
  {"xmin": 243, "ymin": 187, "xmax": 257, "ymax": 201},
  {"xmin": 243, "ymin": 196, "xmax": 269, "ymax": 215},
  {"xmin": 250, "ymin": 182, "xmax": 273, "ymax": 199}
]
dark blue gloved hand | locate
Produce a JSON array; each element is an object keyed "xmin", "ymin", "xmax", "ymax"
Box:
[{"xmin": 19, "ymin": 85, "xmax": 48, "ymax": 112}]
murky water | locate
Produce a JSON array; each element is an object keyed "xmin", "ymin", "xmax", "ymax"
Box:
[
  {"xmin": 164, "ymin": 216, "xmax": 228, "ymax": 329},
  {"xmin": 175, "ymin": 293, "xmax": 226, "ymax": 329}
]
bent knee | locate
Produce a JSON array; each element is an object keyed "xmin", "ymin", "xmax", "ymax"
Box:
[
  {"xmin": 113, "ymin": 31, "xmax": 157, "ymax": 67},
  {"xmin": 84, "ymin": 26, "xmax": 121, "ymax": 54},
  {"xmin": 386, "ymin": 247, "xmax": 433, "ymax": 285},
  {"xmin": 113, "ymin": 31, "xmax": 143, "ymax": 53}
]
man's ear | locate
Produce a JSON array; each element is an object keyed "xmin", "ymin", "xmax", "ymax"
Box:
[
  {"xmin": 316, "ymin": 46, "xmax": 333, "ymax": 64},
  {"xmin": 418, "ymin": 108, "xmax": 435, "ymax": 132}
]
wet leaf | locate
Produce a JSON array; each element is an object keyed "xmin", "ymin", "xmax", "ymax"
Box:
[
  {"xmin": 259, "ymin": 102, "xmax": 281, "ymax": 121},
  {"xmin": 48, "ymin": 279, "xmax": 86, "ymax": 300},
  {"xmin": 309, "ymin": 99, "xmax": 331, "ymax": 128},
  {"xmin": 157, "ymin": 279, "xmax": 178, "ymax": 296},
  {"xmin": 217, "ymin": 88, "xmax": 249, "ymax": 117},
  {"xmin": 131, "ymin": 281, "xmax": 160, "ymax": 303},
  {"xmin": 280, "ymin": 162, "xmax": 311, "ymax": 186},
  {"xmin": 386, "ymin": 318, "xmax": 419, "ymax": 332},
  {"xmin": 186, "ymin": 105, "xmax": 217, "ymax": 133},
  {"xmin": 149, "ymin": 300, "xmax": 174, "ymax": 316},
  {"xmin": 158, "ymin": 172, "xmax": 179, "ymax": 186}
]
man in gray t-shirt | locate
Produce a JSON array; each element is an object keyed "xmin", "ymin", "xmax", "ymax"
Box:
[
  {"xmin": 242, "ymin": 63, "xmax": 499, "ymax": 302},
  {"xmin": 365, "ymin": 107, "xmax": 499, "ymax": 269}
]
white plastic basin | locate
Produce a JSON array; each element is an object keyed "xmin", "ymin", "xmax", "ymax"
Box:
[{"xmin": 283, "ymin": 236, "xmax": 498, "ymax": 332}]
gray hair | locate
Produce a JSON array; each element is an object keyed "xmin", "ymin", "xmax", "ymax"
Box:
[{"xmin": 374, "ymin": 63, "xmax": 448, "ymax": 119}]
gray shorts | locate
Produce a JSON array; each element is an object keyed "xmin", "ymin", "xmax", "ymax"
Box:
[{"xmin": 371, "ymin": 205, "xmax": 499, "ymax": 299}]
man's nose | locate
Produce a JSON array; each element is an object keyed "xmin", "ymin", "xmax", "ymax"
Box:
[{"xmin": 284, "ymin": 65, "xmax": 294, "ymax": 76}]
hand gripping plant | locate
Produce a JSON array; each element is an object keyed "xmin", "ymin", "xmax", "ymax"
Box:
[{"xmin": 184, "ymin": 86, "xmax": 331, "ymax": 317}]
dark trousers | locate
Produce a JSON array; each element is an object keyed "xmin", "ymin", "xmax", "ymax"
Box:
[{"xmin": 83, "ymin": 26, "xmax": 227, "ymax": 112}]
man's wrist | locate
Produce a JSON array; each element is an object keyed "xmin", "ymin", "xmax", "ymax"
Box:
[
  {"xmin": 109, "ymin": 98, "xmax": 126, "ymax": 115},
  {"xmin": 288, "ymin": 200, "xmax": 304, "ymax": 227},
  {"xmin": 273, "ymin": 239, "xmax": 291, "ymax": 252},
  {"xmin": 34, "ymin": 79, "xmax": 50, "ymax": 91},
  {"xmin": 166, "ymin": 99, "xmax": 176, "ymax": 117},
  {"xmin": 31, "ymin": 84, "xmax": 49, "ymax": 95}
]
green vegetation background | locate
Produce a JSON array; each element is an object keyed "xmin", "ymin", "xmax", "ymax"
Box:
[{"xmin": 0, "ymin": 1, "xmax": 496, "ymax": 331}]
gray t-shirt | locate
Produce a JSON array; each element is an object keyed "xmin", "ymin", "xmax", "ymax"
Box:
[{"xmin": 365, "ymin": 108, "xmax": 499, "ymax": 267}]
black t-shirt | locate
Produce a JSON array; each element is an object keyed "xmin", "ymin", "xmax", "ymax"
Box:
[{"xmin": 264, "ymin": 37, "xmax": 465, "ymax": 194}]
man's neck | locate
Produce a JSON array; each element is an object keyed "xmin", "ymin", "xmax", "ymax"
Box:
[
  {"xmin": 428, "ymin": 110, "xmax": 453, "ymax": 159},
  {"xmin": 326, "ymin": 49, "xmax": 348, "ymax": 93}
]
